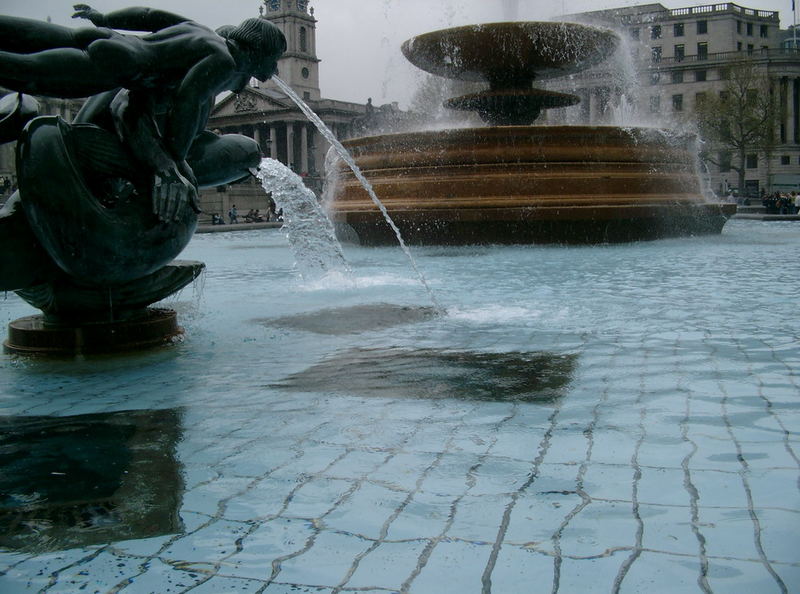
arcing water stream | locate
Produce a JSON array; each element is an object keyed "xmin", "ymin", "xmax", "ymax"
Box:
[{"xmin": 268, "ymin": 76, "xmax": 442, "ymax": 311}]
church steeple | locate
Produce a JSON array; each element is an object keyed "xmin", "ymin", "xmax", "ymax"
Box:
[{"xmin": 261, "ymin": 0, "xmax": 320, "ymax": 101}]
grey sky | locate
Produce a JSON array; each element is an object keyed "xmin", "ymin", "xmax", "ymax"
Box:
[{"xmin": 1, "ymin": 0, "xmax": 796, "ymax": 106}]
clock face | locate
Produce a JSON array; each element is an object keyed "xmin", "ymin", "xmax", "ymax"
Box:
[
  {"xmin": 268, "ymin": 0, "xmax": 280, "ymax": 11},
  {"xmin": 297, "ymin": 0, "xmax": 307, "ymax": 11}
]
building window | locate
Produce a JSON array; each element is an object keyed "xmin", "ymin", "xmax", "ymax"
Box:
[
  {"xmin": 649, "ymin": 96, "xmax": 661, "ymax": 112},
  {"xmin": 672, "ymin": 71, "xmax": 684, "ymax": 84},
  {"xmin": 651, "ymin": 25, "xmax": 662, "ymax": 39},
  {"xmin": 746, "ymin": 154, "xmax": 758, "ymax": 168},
  {"xmin": 651, "ymin": 46, "xmax": 662, "ymax": 62},
  {"xmin": 674, "ymin": 44, "xmax": 685, "ymax": 61},
  {"xmin": 650, "ymin": 71, "xmax": 661, "ymax": 85},
  {"xmin": 695, "ymin": 91, "xmax": 707, "ymax": 105},
  {"xmin": 697, "ymin": 42, "xmax": 708, "ymax": 60},
  {"xmin": 303, "ymin": 91, "xmax": 311, "ymax": 100},
  {"xmin": 674, "ymin": 23, "xmax": 684, "ymax": 37},
  {"xmin": 301, "ymin": 67, "xmax": 309, "ymax": 79},
  {"xmin": 737, "ymin": 41, "xmax": 743, "ymax": 51},
  {"xmin": 746, "ymin": 23, "xmax": 753, "ymax": 36},
  {"xmin": 697, "ymin": 20, "xmax": 708, "ymax": 35},
  {"xmin": 630, "ymin": 27, "xmax": 640, "ymax": 40},
  {"xmin": 299, "ymin": 27, "xmax": 307, "ymax": 52},
  {"xmin": 695, "ymin": 69, "xmax": 707, "ymax": 82},
  {"xmin": 747, "ymin": 44, "xmax": 754, "ymax": 55},
  {"xmin": 781, "ymin": 155, "xmax": 791, "ymax": 165},
  {"xmin": 672, "ymin": 94, "xmax": 683, "ymax": 111},
  {"xmin": 736, "ymin": 21, "xmax": 742, "ymax": 34},
  {"xmin": 760, "ymin": 24, "xmax": 769, "ymax": 38}
]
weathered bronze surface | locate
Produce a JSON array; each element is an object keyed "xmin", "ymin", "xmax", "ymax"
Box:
[{"xmin": 0, "ymin": 5, "xmax": 285, "ymax": 351}]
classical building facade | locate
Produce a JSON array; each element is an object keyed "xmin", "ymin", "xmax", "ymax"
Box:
[
  {"xmin": 203, "ymin": 0, "xmax": 368, "ymax": 217},
  {"xmin": 548, "ymin": 2, "xmax": 800, "ymax": 197}
]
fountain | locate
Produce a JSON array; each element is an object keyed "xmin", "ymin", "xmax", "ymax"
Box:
[
  {"xmin": 328, "ymin": 21, "xmax": 737, "ymax": 245},
  {"xmin": 0, "ymin": 8, "xmax": 796, "ymax": 593},
  {"xmin": 0, "ymin": 8, "xmax": 286, "ymax": 355}
]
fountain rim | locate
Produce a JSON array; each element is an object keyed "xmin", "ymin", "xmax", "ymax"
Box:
[
  {"xmin": 340, "ymin": 124, "xmax": 699, "ymax": 150},
  {"xmin": 400, "ymin": 20, "xmax": 621, "ymax": 83}
]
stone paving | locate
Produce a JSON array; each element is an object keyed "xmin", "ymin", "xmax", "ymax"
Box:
[{"xmin": 0, "ymin": 221, "xmax": 798, "ymax": 592}]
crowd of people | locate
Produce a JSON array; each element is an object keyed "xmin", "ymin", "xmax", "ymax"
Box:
[
  {"xmin": 210, "ymin": 199, "xmax": 283, "ymax": 225},
  {"xmin": 761, "ymin": 190, "xmax": 800, "ymax": 215}
]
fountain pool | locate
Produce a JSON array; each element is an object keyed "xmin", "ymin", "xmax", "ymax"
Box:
[{"xmin": 1, "ymin": 220, "xmax": 798, "ymax": 592}]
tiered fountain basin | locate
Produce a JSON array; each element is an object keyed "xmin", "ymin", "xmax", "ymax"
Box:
[
  {"xmin": 331, "ymin": 125, "xmax": 736, "ymax": 245},
  {"xmin": 329, "ymin": 21, "xmax": 735, "ymax": 246}
]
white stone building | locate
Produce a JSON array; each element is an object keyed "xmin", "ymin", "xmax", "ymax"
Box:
[{"xmin": 548, "ymin": 2, "xmax": 800, "ymax": 197}]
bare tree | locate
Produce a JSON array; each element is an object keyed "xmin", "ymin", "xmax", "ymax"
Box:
[{"xmin": 694, "ymin": 60, "xmax": 777, "ymax": 195}]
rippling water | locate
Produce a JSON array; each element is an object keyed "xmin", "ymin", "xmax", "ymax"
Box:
[{"xmin": 0, "ymin": 219, "xmax": 797, "ymax": 592}]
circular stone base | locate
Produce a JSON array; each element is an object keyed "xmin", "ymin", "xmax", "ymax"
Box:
[{"xmin": 3, "ymin": 308, "xmax": 183, "ymax": 356}]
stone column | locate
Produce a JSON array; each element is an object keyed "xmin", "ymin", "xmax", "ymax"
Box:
[
  {"xmin": 794, "ymin": 77, "xmax": 800, "ymax": 144},
  {"xmin": 269, "ymin": 126, "xmax": 277, "ymax": 159},
  {"xmin": 300, "ymin": 123, "xmax": 309, "ymax": 175},
  {"xmin": 780, "ymin": 76, "xmax": 789, "ymax": 144},
  {"xmin": 286, "ymin": 122, "xmax": 295, "ymax": 171},
  {"xmin": 254, "ymin": 126, "xmax": 262, "ymax": 154}
]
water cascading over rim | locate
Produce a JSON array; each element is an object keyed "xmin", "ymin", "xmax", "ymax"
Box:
[{"xmin": 328, "ymin": 21, "xmax": 737, "ymax": 246}]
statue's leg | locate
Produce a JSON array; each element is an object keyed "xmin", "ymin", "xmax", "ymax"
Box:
[
  {"xmin": 0, "ymin": 17, "xmax": 90, "ymax": 52},
  {"xmin": 0, "ymin": 48, "xmax": 114, "ymax": 98},
  {"xmin": 0, "ymin": 18, "xmax": 113, "ymax": 65}
]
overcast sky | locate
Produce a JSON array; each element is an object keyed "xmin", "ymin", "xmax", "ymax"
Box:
[{"xmin": 1, "ymin": 0, "xmax": 796, "ymax": 106}]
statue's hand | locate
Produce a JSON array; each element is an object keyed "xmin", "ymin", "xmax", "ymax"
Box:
[
  {"xmin": 152, "ymin": 165, "xmax": 200, "ymax": 223},
  {"xmin": 72, "ymin": 4, "xmax": 104, "ymax": 26}
]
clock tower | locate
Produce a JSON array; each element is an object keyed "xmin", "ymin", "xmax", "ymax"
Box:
[{"xmin": 262, "ymin": 0, "xmax": 320, "ymax": 101}]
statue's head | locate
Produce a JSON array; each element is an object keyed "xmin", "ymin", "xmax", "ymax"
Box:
[{"xmin": 219, "ymin": 18, "xmax": 287, "ymax": 83}]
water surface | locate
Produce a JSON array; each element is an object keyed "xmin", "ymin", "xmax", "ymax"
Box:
[{"xmin": 1, "ymin": 220, "xmax": 797, "ymax": 592}]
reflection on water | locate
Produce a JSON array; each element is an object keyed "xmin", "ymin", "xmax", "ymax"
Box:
[
  {"xmin": 0, "ymin": 409, "xmax": 183, "ymax": 552},
  {"xmin": 258, "ymin": 302, "xmax": 439, "ymax": 335},
  {"xmin": 276, "ymin": 347, "xmax": 577, "ymax": 403}
]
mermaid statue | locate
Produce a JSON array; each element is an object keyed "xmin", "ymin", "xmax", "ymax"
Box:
[{"xmin": 0, "ymin": 5, "xmax": 285, "ymax": 344}]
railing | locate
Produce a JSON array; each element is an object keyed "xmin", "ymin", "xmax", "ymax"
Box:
[
  {"xmin": 667, "ymin": 3, "xmax": 778, "ymax": 20},
  {"xmin": 650, "ymin": 46, "xmax": 800, "ymax": 66}
]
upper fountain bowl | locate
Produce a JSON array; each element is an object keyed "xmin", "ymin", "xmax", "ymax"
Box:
[{"xmin": 401, "ymin": 21, "xmax": 619, "ymax": 89}]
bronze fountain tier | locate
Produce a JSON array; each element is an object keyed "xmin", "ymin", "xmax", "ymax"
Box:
[{"xmin": 329, "ymin": 22, "xmax": 736, "ymax": 245}]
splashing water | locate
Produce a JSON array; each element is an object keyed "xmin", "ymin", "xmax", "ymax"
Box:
[
  {"xmin": 256, "ymin": 159, "xmax": 352, "ymax": 283},
  {"xmin": 270, "ymin": 75, "xmax": 442, "ymax": 311}
]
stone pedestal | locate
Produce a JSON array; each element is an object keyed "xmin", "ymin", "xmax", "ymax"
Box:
[{"xmin": 4, "ymin": 308, "xmax": 183, "ymax": 356}]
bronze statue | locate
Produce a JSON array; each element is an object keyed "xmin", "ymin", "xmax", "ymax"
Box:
[{"xmin": 0, "ymin": 6, "xmax": 286, "ymax": 331}]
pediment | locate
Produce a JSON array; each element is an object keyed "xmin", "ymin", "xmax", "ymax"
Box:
[{"xmin": 212, "ymin": 88, "xmax": 292, "ymax": 117}]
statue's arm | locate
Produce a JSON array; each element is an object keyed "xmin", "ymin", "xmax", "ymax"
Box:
[{"xmin": 72, "ymin": 4, "xmax": 189, "ymax": 32}]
